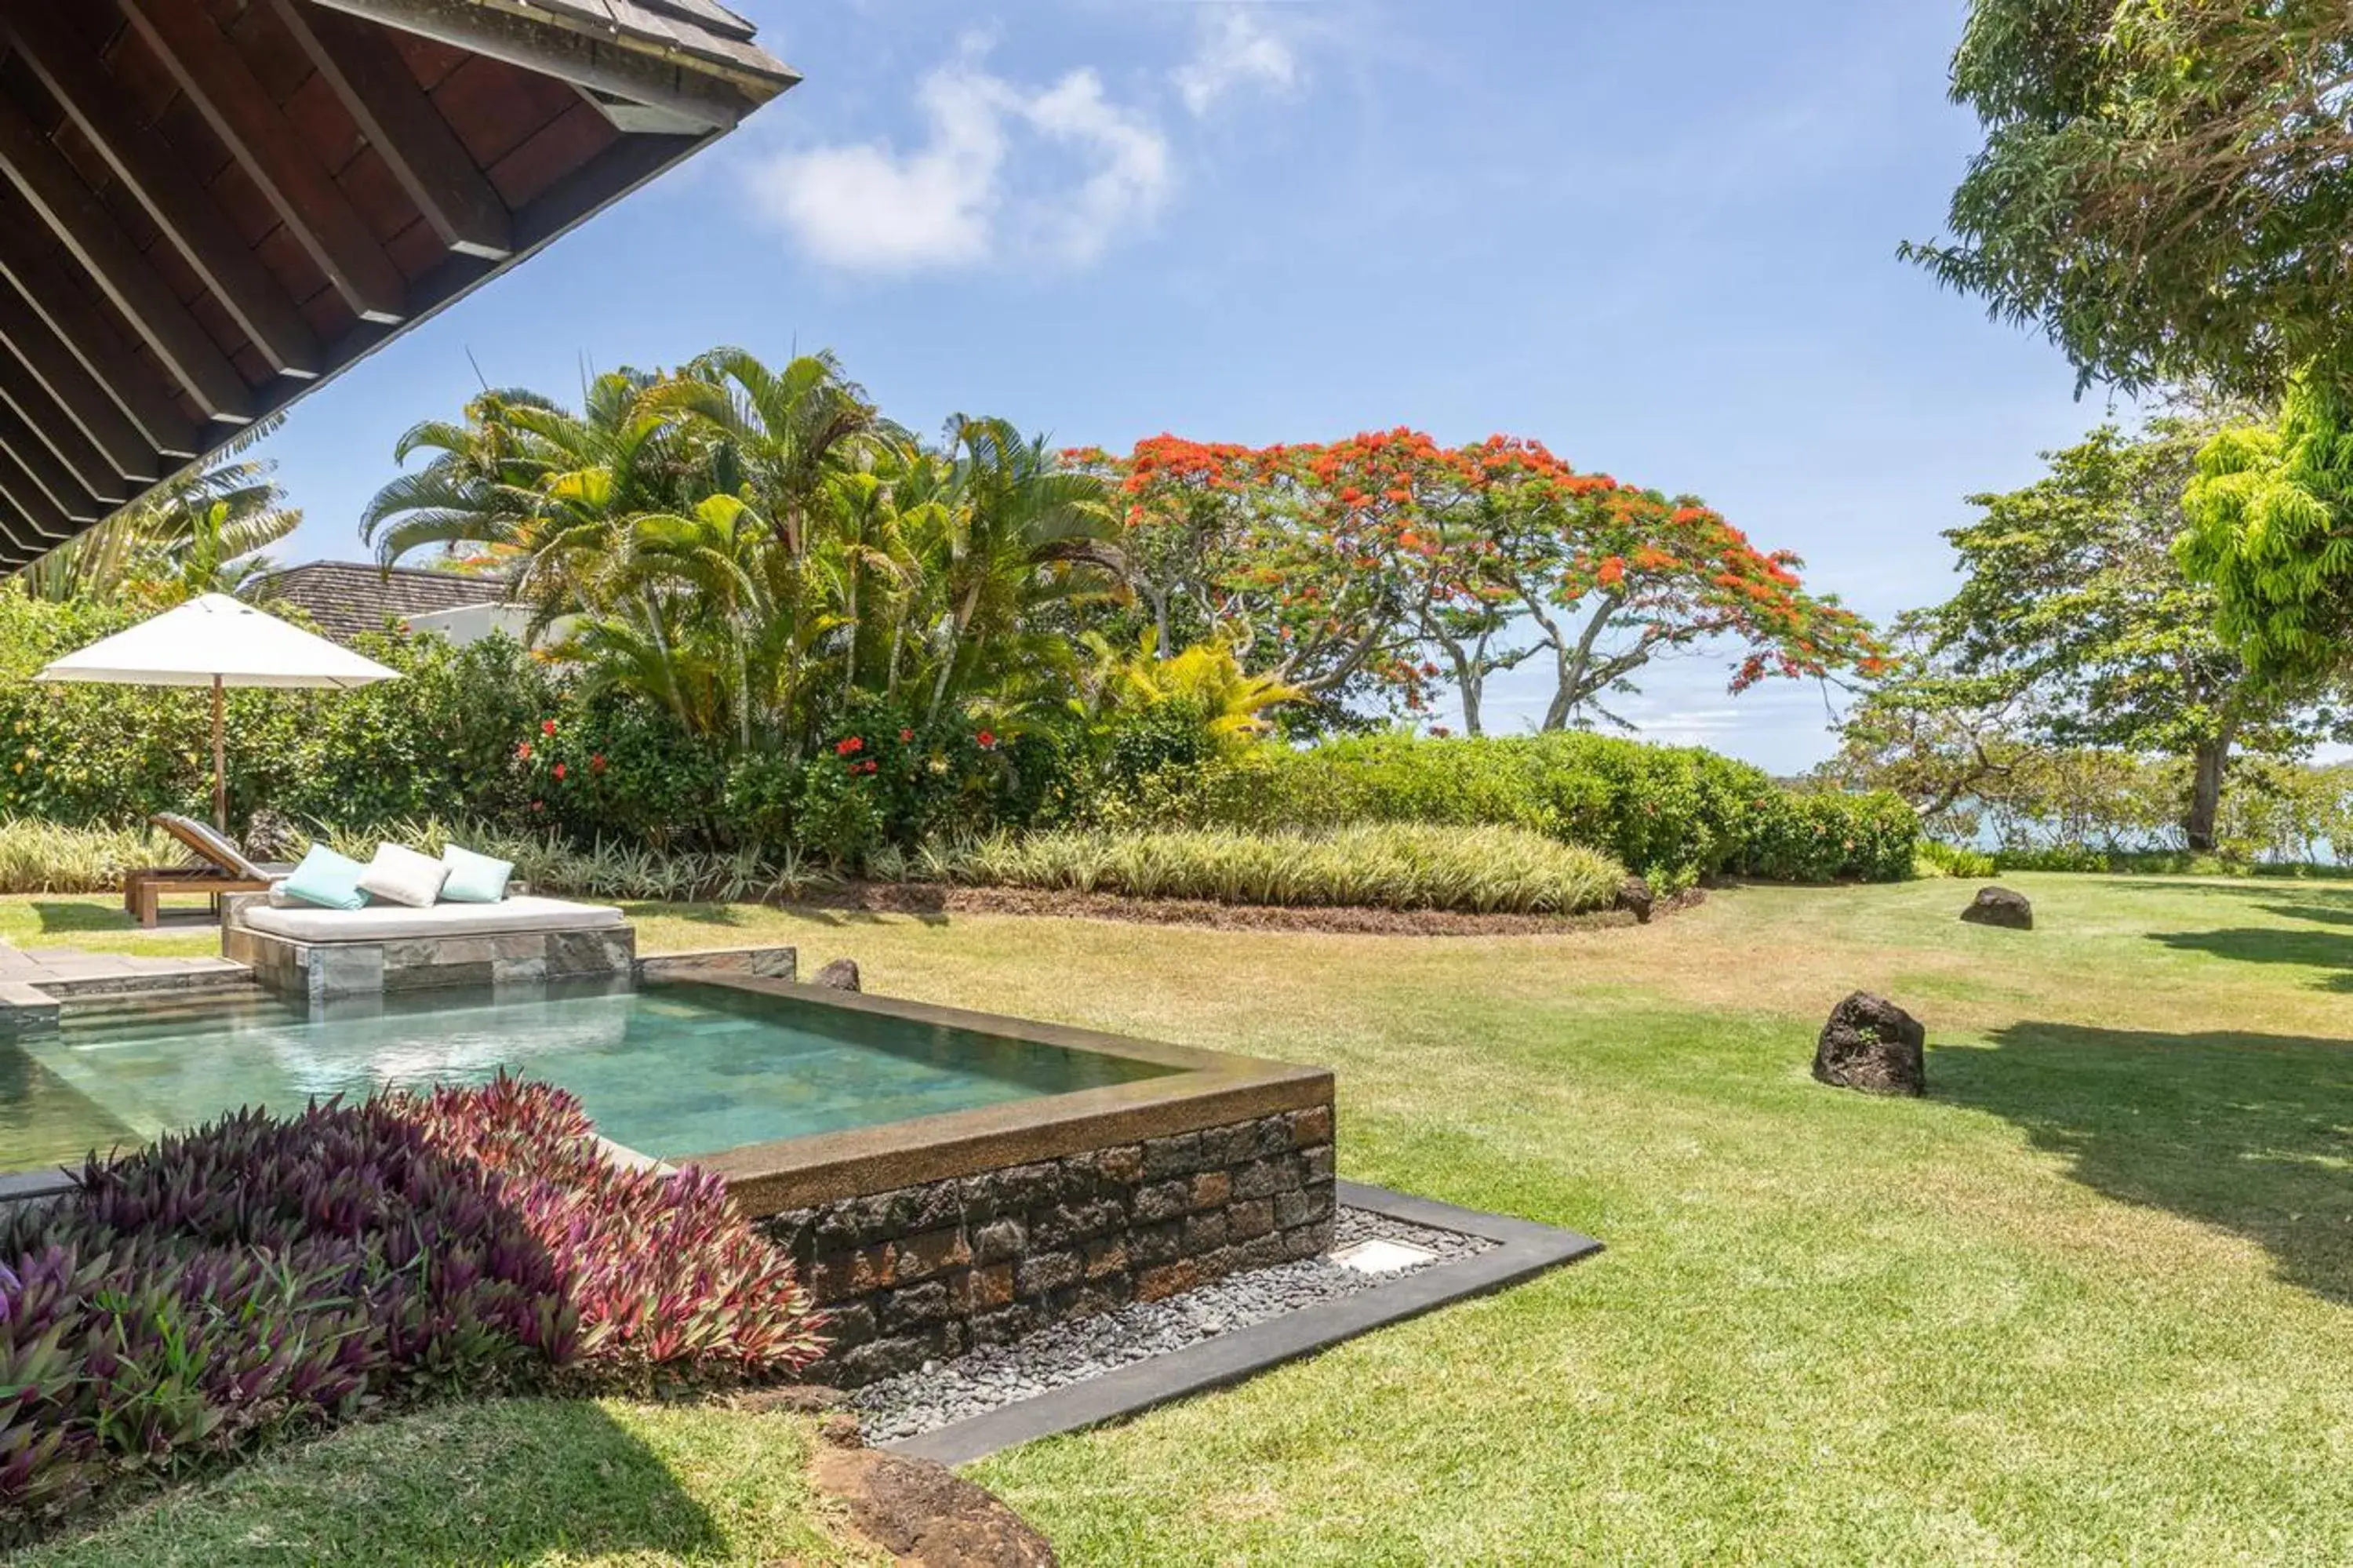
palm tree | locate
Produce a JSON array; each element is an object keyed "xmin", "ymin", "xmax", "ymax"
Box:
[
  {"xmin": 919, "ymin": 415, "xmax": 1122, "ymax": 723},
  {"xmin": 358, "ymin": 347, "xmax": 1126, "ymax": 756},
  {"xmin": 24, "ymin": 418, "xmax": 301, "ymax": 602},
  {"xmin": 359, "ymin": 388, "xmax": 564, "ymax": 568}
]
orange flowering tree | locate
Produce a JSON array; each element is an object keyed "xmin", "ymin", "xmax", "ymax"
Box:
[{"xmin": 1075, "ymin": 430, "xmax": 1879, "ymax": 732}]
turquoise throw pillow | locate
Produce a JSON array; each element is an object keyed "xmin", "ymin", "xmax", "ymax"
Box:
[
  {"xmin": 440, "ymin": 844, "xmax": 514, "ymax": 904},
  {"xmin": 282, "ymin": 846, "xmax": 368, "ymax": 911}
]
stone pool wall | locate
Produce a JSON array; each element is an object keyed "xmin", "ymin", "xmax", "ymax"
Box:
[
  {"xmin": 224, "ymin": 911, "xmax": 635, "ymax": 1001},
  {"xmin": 758, "ymin": 1104, "xmax": 1337, "ymax": 1385}
]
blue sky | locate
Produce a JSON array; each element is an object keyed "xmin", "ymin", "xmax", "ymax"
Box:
[{"xmin": 258, "ymin": 0, "xmax": 2114, "ymax": 774}]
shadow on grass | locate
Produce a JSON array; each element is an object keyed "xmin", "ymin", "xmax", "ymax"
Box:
[
  {"xmin": 622, "ymin": 900, "xmax": 749, "ymax": 927},
  {"xmin": 26, "ymin": 900, "xmax": 139, "ymax": 935},
  {"xmin": 2257, "ymin": 903, "xmax": 2353, "ymax": 930},
  {"xmin": 2147, "ymin": 926, "xmax": 2353, "ymax": 991},
  {"xmin": 1937, "ymin": 1021, "xmax": 2353, "ymax": 1304},
  {"xmin": 33, "ymin": 1399, "xmax": 733, "ymax": 1567}
]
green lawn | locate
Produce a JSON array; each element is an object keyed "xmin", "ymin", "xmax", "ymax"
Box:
[
  {"xmin": 20, "ymin": 874, "xmax": 2353, "ymax": 1562},
  {"xmin": 20, "ymin": 1399, "xmax": 862, "ymax": 1568}
]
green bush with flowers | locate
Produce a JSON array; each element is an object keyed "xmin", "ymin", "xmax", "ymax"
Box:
[{"xmin": 0, "ymin": 593, "xmax": 1908, "ymax": 885}]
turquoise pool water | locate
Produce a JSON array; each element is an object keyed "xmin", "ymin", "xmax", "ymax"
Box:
[{"xmin": 0, "ymin": 981, "xmax": 1171, "ymax": 1175}]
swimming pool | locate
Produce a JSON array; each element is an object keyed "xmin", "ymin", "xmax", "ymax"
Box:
[
  {"xmin": 0, "ymin": 965, "xmax": 1339, "ymax": 1382},
  {"xmin": 0, "ymin": 977, "xmax": 1176, "ymax": 1175}
]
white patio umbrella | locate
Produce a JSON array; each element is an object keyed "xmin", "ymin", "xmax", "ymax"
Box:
[{"xmin": 36, "ymin": 593, "xmax": 398, "ymax": 830}]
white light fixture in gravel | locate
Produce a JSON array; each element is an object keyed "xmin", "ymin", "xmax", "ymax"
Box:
[{"xmin": 1329, "ymin": 1238, "xmax": 1438, "ymax": 1275}]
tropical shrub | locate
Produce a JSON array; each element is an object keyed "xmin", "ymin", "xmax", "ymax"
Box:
[
  {"xmin": 1915, "ymin": 840, "xmax": 1998, "ymax": 879},
  {"xmin": 1737, "ymin": 788, "xmax": 1919, "ymax": 883},
  {"xmin": 967, "ymin": 823, "xmax": 1625, "ymax": 914},
  {"xmin": 0, "ymin": 597, "xmax": 562, "ymax": 831},
  {"xmin": 0, "ymin": 820, "xmax": 151, "ymax": 893},
  {"xmin": 0, "ymin": 1079, "xmax": 820, "ymax": 1541},
  {"xmin": 1090, "ymin": 732, "xmax": 1916, "ymax": 888}
]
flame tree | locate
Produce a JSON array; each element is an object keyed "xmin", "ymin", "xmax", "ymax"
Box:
[{"xmin": 1071, "ymin": 431, "xmax": 1877, "ymax": 733}]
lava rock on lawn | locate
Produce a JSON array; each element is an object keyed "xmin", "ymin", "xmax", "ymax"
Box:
[
  {"xmin": 815, "ymin": 958, "xmax": 862, "ymax": 991},
  {"xmin": 812, "ymin": 1442, "xmax": 1056, "ymax": 1566},
  {"xmin": 1617, "ymin": 875, "xmax": 1657, "ymax": 924},
  {"xmin": 1813, "ymin": 991, "xmax": 1926, "ymax": 1097},
  {"xmin": 1960, "ymin": 886, "xmax": 2033, "ymax": 930}
]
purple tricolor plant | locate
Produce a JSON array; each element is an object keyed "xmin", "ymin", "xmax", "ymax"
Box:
[{"xmin": 0, "ymin": 1077, "xmax": 822, "ymax": 1539}]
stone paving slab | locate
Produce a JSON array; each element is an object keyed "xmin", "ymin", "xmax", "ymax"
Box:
[{"xmin": 0, "ymin": 942, "xmax": 256, "ymax": 1018}]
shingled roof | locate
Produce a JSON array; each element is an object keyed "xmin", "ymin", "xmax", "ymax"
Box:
[{"xmin": 248, "ymin": 560, "xmax": 504, "ymax": 643}]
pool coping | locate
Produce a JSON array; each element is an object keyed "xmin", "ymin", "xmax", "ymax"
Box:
[
  {"xmin": 644, "ymin": 970, "xmax": 1334, "ymax": 1217},
  {"xmin": 882, "ymin": 1178, "xmax": 1603, "ymax": 1466}
]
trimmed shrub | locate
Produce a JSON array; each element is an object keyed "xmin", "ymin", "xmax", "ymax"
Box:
[
  {"xmin": 0, "ymin": 1079, "xmax": 820, "ymax": 1540},
  {"xmin": 967, "ymin": 823, "xmax": 1626, "ymax": 914},
  {"xmin": 1095, "ymin": 732, "xmax": 1915, "ymax": 888}
]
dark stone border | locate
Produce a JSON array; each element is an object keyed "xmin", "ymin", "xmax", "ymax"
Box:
[
  {"xmin": 886, "ymin": 1180, "xmax": 1602, "ymax": 1466},
  {"xmin": 0, "ymin": 1169, "xmax": 74, "ymax": 1204}
]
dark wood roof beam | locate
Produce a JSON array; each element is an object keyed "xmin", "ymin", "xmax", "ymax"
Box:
[
  {"xmin": 0, "ymin": 91, "xmax": 257, "ymax": 426},
  {"xmin": 118, "ymin": 0, "xmax": 412, "ymax": 326},
  {"xmin": 0, "ymin": 404, "xmax": 107, "ymax": 523},
  {"xmin": 0, "ymin": 446, "xmax": 83, "ymax": 552},
  {"xmin": 0, "ymin": 281, "xmax": 169, "ymax": 481},
  {"xmin": 311, "ymin": 0, "xmax": 762, "ymax": 130},
  {"xmin": 2, "ymin": 2, "xmax": 325, "ymax": 382},
  {"xmin": 269, "ymin": 1, "xmax": 515, "ymax": 261},
  {"xmin": 0, "ymin": 357, "xmax": 132, "ymax": 508}
]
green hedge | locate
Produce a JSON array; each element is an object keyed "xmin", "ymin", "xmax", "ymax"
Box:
[
  {"xmin": 0, "ymin": 595, "xmax": 559, "ymax": 830},
  {"xmin": 1100, "ymin": 732, "xmax": 1915, "ymax": 887}
]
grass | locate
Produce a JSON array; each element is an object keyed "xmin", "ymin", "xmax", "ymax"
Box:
[
  {"xmin": 20, "ymin": 1398, "xmax": 863, "ymax": 1567},
  {"xmin": 16, "ymin": 872, "xmax": 2353, "ymax": 1560}
]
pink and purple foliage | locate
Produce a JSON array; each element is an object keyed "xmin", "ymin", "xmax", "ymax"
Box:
[{"xmin": 0, "ymin": 1077, "xmax": 822, "ymax": 1537}]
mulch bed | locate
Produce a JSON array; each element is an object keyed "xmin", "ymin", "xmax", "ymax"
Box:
[{"xmin": 785, "ymin": 882, "xmax": 1703, "ymax": 937}]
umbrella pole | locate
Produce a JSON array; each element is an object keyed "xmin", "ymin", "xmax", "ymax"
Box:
[{"xmin": 211, "ymin": 675, "xmax": 226, "ymax": 831}]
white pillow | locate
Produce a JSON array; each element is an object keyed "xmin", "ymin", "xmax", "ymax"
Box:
[{"xmin": 356, "ymin": 842, "xmax": 450, "ymax": 908}]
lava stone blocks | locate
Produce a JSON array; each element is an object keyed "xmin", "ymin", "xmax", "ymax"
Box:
[{"xmin": 759, "ymin": 1105, "xmax": 1339, "ymax": 1385}]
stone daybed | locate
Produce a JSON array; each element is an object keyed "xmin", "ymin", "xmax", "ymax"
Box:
[{"xmin": 224, "ymin": 893, "xmax": 635, "ymax": 1002}]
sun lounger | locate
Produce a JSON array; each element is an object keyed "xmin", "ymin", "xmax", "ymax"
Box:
[{"xmin": 124, "ymin": 813, "xmax": 290, "ymax": 927}]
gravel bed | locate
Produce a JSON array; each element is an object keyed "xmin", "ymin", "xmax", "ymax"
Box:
[{"xmin": 850, "ymin": 1206, "xmax": 1497, "ymax": 1442}]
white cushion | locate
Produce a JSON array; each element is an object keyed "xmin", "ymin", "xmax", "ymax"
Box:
[
  {"xmin": 355, "ymin": 843, "xmax": 449, "ymax": 908},
  {"xmin": 241, "ymin": 894, "xmax": 625, "ymax": 944}
]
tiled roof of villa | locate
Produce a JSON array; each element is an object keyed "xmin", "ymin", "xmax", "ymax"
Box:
[{"xmin": 247, "ymin": 562, "xmax": 505, "ymax": 644}]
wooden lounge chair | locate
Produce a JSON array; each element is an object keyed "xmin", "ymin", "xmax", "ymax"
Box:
[{"xmin": 124, "ymin": 813, "xmax": 288, "ymax": 928}]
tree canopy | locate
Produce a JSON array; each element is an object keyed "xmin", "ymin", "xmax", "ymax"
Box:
[
  {"xmin": 2178, "ymin": 377, "xmax": 2353, "ymax": 683},
  {"xmin": 1075, "ymin": 432, "xmax": 1877, "ymax": 734},
  {"xmin": 1837, "ymin": 417, "xmax": 2325, "ymax": 847},
  {"xmin": 1910, "ymin": 0, "xmax": 2353, "ymax": 398}
]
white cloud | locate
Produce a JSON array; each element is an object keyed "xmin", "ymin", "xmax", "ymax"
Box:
[
  {"xmin": 1173, "ymin": 9, "xmax": 1298, "ymax": 117},
  {"xmin": 743, "ymin": 48, "xmax": 1171, "ymax": 275}
]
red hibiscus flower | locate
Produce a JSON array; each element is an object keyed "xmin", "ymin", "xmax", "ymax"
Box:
[
  {"xmin": 515, "ymin": 741, "xmax": 533, "ymax": 762},
  {"xmin": 835, "ymin": 736, "xmax": 864, "ymax": 756},
  {"xmin": 541, "ymin": 719, "xmax": 557, "ymax": 737},
  {"xmin": 975, "ymin": 729, "xmax": 997, "ymax": 749},
  {"xmin": 552, "ymin": 762, "xmax": 567, "ymax": 780}
]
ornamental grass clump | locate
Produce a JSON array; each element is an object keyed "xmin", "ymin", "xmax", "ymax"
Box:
[
  {"xmin": 970, "ymin": 822, "xmax": 1624, "ymax": 914},
  {"xmin": 0, "ymin": 1078, "xmax": 820, "ymax": 1541}
]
